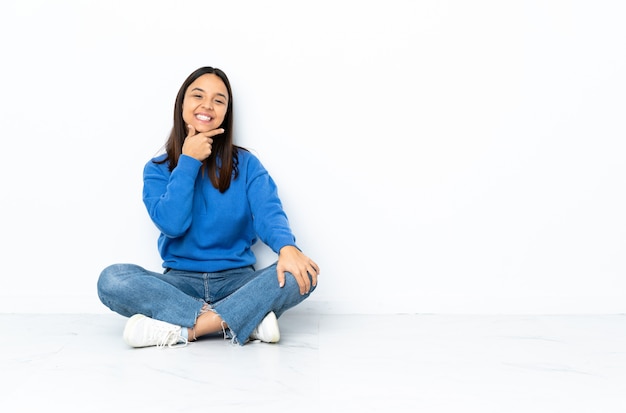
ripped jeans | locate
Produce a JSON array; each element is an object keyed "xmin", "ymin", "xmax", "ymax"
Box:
[{"xmin": 96, "ymin": 262, "xmax": 315, "ymax": 345}]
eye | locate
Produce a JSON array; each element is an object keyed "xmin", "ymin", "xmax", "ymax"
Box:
[{"xmin": 215, "ymin": 99, "xmax": 225, "ymax": 105}]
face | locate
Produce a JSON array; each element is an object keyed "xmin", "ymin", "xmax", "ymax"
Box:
[{"xmin": 182, "ymin": 73, "xmax": 229, "ymax": 133}]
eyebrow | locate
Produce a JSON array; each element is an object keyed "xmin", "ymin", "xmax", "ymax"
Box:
[{"xmin": 190, "ymin": 87, "xmax": 228, "ymax": 99}]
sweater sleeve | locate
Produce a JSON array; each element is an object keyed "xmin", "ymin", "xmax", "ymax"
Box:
[
  {"xmin": 245, "ymin": 155, "xmax": 297, "ymax": 253},
  {"xmin": 142, "ymin": 154, "xmax": 202, "ymax": 238}
]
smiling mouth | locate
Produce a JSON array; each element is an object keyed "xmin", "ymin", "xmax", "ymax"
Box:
[{"xmin": 195, "ymin": 114, "xmax": 212, "ymax": 122}]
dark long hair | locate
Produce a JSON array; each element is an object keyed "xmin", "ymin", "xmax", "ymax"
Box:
[{"xmin": 156, "ymin": 67, "xmax": 242, "ymax": 193}]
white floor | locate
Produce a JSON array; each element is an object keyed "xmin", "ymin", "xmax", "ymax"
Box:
[{"xmin": 2, "ymin": 312, "xmax": 625, "ymax": 412}]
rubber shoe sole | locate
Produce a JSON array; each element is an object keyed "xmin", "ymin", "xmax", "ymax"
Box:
[{"xmin": 250, "ymin": 311, "xmax": 280, "ymax": 343}]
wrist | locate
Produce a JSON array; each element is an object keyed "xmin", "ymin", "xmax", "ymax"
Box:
[{"xmin": 279, "ymin": 245, "xmax": 299, "ymax": 255}]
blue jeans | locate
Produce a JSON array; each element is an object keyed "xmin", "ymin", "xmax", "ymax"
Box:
[{"xmin": 97, "ymin": 262, "xmax": 315, "ymax": 345}]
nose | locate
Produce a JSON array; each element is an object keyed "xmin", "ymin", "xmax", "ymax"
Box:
[{"xmin": 201, "ymin": 99, "xmax": 213, "ymax": 110}]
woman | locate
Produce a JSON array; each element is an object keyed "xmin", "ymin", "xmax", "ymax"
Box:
[{"xmin": 97, "ymin": 66, "xmax": 319, "ymax": 348}]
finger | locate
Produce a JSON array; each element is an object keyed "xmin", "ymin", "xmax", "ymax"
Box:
[
  {"xmin": 310, "ymin": 261, "xmax": 320, "ymax": 275},
  {"xmin": 205, "ymin": 128, "xmax": 225, "ymax": 138},
  {"xmin": 309, "ymin": 262, "xmax": 319, "ymax": 284},
  {"xmin": 187, "ymin": 124, "xmax": 196, "ymax": 138},
  {"xmin": 308, "ymin": 266, "xmax": 319, "ymax": 287},
  {"xmin": 277, "ymin": 270, "xmax": 286, "ymax": 288},
  {"xmin": 300, "ymin": 270, "xmax": 311, "ymax": 294}
]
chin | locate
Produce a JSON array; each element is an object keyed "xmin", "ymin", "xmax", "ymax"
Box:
[{"xmin": 195, "ymin": 125, "xmax": 213, "ymax": 132}]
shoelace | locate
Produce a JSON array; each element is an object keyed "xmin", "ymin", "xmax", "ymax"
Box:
[{"xmin": 152, "ymin": 327, "xmax": 188, "ymax": 349}]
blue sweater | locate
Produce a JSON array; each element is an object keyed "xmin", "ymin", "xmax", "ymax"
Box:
[{"xmin": 143, "ymin": 151, "xmax": 297, "ymax": 272}]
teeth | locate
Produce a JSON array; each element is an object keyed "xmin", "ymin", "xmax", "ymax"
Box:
[{"xmin": 196, "ymin": 114, "xmax": 212, "ymax": 121}]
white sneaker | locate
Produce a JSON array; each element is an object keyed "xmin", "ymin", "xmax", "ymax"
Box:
[
  {"xmin": 249, "ymin": 311, "xmax": 280, "ymax": 343},
  {"xmin": 123, "ymin": 314, "xmax": 187, "ymax": 348}
]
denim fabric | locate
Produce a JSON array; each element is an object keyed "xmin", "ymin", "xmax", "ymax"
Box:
[{"xmin": 97, "ymin": 262, "xmax": 315, "ymax": 345}]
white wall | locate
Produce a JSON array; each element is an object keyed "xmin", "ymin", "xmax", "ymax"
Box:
[{"xmin": 1, "ymin": 0, "xmax": 624, "ymax": 314}]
